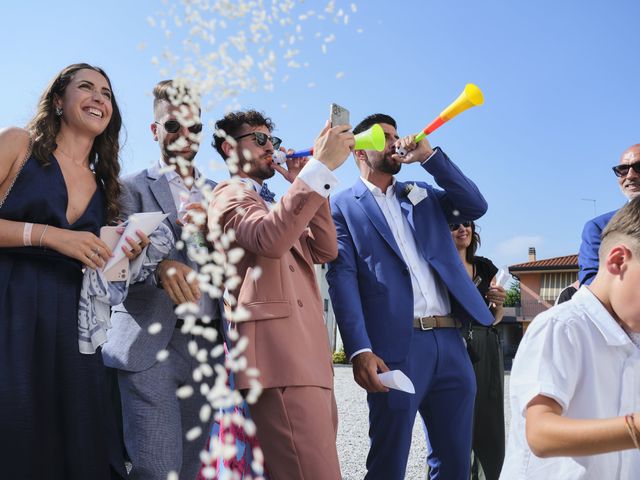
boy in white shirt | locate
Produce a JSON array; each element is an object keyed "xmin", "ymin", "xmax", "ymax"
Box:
[{"xmin": 501, "ymin": 198, "xmax": 640, "ymax": 479}]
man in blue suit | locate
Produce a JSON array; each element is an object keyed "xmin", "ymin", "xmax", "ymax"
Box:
[
  {"xmin": 579, "ymin": 144, "xmax": 640, "ymax": 285},
  {"xmin": 327, "ymin": 114, "xmax": 494, "ymax": 479}
]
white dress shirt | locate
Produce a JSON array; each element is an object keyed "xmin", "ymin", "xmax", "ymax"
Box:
[
  {"xmin": 361, "ymin": 176, "xmax": 451, "ymax": 319},
  {"xmin": 158, "ymin": 159, "xmax": 215, "ymax": 319},
  {"xmin": 501, "ymin": 286, "xmax": 640, "ymax": 479}
]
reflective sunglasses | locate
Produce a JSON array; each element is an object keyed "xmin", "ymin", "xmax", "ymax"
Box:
[
  {"xmin": 448, "ymin": 221, "xmax": 472, "ymax": 231},
  {"xmin": 612, "ymin": 161, "xmax": 640, "ymax": 178},
  {"xmin": 235, "ymin": 131, "xmax": 282, "ymax": 150},
  {"xmin": 155, "ymin": 119, "xmax": 203, "ymax": 135}
]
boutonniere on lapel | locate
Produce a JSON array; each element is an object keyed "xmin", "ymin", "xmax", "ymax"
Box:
[{"xmin": 402, "ymin": 183, "xmax": 428, "ymax": 206}]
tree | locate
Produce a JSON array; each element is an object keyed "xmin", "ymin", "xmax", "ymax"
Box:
[{"xmin": 503, "ymin": 281, "xmax": 521, "ymax": 307}]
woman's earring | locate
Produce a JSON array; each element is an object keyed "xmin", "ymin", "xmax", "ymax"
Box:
[{"xmin": 55, "ymin": 106, "xmax": 63, "ymax": 117}]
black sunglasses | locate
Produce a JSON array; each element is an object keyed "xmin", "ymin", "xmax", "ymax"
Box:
[
  {"xmin": 235, "ymin": 131, "xmax": 282, "ymax": 150},
  {"xmin": 612, "ymin": 161, "xmax": 640, "ymax": 178},
  {"xmin": 156, "ymin": 120, "xmax": 203, "ymax": 135},
  {"xmin": 449, "ymin": 221, "xmax": 472, "ymax": 231}
]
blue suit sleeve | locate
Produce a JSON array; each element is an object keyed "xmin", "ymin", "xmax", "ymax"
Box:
[
  {"xmin": 423, "ymin": 148, "xmax": 488, "ymax": 222},
  {"xmin": 578, "ymin": 218, "xmax": 601, "ymax": 285},
  {"xmin": 326, "ymin": 200, "xmax": 371, "ymax": 358}
]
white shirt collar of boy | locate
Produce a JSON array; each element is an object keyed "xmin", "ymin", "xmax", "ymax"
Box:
[{"xmin": 579, "ymin": 285, "xmax": 637, "ymax": 348}]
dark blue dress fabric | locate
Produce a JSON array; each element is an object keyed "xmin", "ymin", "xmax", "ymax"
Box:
[{"xmin": 0, "ymin": 155, "xmax": 126, "ymax": 479}]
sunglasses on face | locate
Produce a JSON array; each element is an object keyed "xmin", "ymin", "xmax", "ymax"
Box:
[
  {"xmin": 449, "ymin": 221, "xmax": 472, "ymax": 231},
  {"xmin": 156, "ymin": 120, "xmax": 203, "ymax": 135},
  {"xmin": 235, "ymin": 131, "xmax": 282, "ymax": 150},
  {"xmin": 612, "ymin": 161, "xmax": 640, "ymax": 178}
]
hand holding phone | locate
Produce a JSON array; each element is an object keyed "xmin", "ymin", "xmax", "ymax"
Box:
[
  {"xmin": 100, "ymin": 226, "xmax": 129, "ymax": 281},
  {"xmin": 330, "ymin": 103, "xmax": 350, "ymax": 128}
]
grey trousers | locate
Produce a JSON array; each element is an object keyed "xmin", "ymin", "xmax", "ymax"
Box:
[{"xmin": 118, "ymin": 329, "xmax": 220, "ymax": 480}]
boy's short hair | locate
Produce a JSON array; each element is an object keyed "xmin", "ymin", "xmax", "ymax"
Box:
[
  {"xmin": 212, "ymin": 110, "xmax": 275, "ymax": 159},
  {"xmin": 599, "ymin": 197, "xmax": 640, "ymax": 261}
]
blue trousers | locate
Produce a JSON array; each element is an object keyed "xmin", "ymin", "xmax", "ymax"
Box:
[{"xmin": 365, "ymin": 328, "xmax": 476, "ymax": 480}]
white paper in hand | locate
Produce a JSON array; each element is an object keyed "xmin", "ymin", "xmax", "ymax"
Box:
[
  {"xmin": 495, "ymin": 268, "xmax": 511, "ymax": 289},
  {"xmin": 377, "ymin": 370, "xmax": 415, "ymax": 394},
  {"xmin": 103, "ymin": 211, "xmax": 169, "ymax": 274}
]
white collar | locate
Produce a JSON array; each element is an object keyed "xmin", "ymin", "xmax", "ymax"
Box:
[
  {"xmin": 158, "ymin": 157, "xmax": 201, "ymax": 183},
  {"xmin": 360, "ymin": 176, "xmax": 396, "ymax": 197},
  {"xmin": 576, "ymin": 286, "xmax": 635, "ymax": 347}
]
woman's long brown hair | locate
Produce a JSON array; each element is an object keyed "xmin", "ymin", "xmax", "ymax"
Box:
[{"xmin": 26, "ymin": 63, "xmax": 122, "ymax": 223}]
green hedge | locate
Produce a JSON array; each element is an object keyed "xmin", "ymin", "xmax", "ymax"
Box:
[{"xmin": 333, "ymin": 346, "xmax": 348, "ymax": 364}]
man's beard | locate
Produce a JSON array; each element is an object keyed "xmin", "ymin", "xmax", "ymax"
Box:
[
  {"xmin": 377, "ymin": 152, "xmax": 401, "ymax": 175},
  {"xmin": 241, "ymin": 153, "xmax": 275, "ymax": 181},
  {"xmin": 252, "ymin": 163, "xmax": 276, "ymax": 180},
  {"xmin": 165, "ymin": 148, "xmax": 197, "ymax": 164}
]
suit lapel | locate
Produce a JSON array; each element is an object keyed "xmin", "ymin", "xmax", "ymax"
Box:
[
  {"xmin": 396, "ymin": 181, "xmax": 416, "ymax": 231},
  {"xmin": 353, "ymin": 180, "xmax": 403, "ymax": 261},
  {"xmin": 396, "ymin": 181, "xmax": 431, "ymax": 263},
  {"xmin": 147, "ymin": 166, "xmax": 180, "ymax": 240}
]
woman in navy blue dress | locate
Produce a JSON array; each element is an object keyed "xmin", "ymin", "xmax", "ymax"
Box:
[{"xmin": 0, "ymin": 64, "xmax": 130, "ymax": 479}]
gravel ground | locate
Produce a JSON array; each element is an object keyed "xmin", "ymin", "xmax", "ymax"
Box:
[{"xmin": 334, "ymin": 365, "xmax": 512, "ymax": 480}]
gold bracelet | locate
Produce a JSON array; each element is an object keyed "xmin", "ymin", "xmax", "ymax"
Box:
[{"xmin": 624, "ymin": 414, "xmax": 640, "ymax": 450}]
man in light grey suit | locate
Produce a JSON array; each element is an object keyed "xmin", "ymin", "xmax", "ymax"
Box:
[{"xmin": 102, "ymin": 80, "xmax": 224, "ymax": 480}]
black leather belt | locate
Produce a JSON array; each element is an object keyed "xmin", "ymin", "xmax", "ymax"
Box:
[{"xmin": 413, "ymin": 315, "xmax": 461, "ymax": 331}]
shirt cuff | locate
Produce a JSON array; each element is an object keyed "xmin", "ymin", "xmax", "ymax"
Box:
[
  {"xmin": 349, "ymin": 348, "xmax": 372, "ymax": 362},
  {"xmin": 420, "ymin": 146, "xmax": 439, "ymax": 165},
  {"xmin": 296, "ymin": 157, "xmax": 338, "ymax": 198}
]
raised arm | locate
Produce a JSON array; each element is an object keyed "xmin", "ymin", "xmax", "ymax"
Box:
[
  {"xmin": 425, "ymin": 148, "xmax": 488, "ymax": 222},
  {"xmin": 212, "ymin": 179, "xmax": 327, "ymax": 258}
]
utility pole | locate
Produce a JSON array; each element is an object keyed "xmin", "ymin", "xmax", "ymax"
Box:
[{"xmin": 581, "ymin": 198, "xmax": 596, "ymax": 217}]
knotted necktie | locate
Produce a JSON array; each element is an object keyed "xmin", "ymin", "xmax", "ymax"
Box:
[{"xmin": 259, "ymin": 182, "xmax": 276, "ymax": 203}]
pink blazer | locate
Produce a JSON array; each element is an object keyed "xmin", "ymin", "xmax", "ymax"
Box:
[{"xmin": 209, "ymin": 178, "xmax": 337, "ymax": 390}]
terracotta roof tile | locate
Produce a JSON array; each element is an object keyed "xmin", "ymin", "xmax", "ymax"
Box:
[{"xmin": 509, "ymin": 254, "xmax": 578, "ymax": 271}]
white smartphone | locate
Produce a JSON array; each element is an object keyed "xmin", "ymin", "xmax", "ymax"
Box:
[
  {"xmin": 330, "ymin": 103, "xmax": 350, "ymax": 127},
  {"xmin": 100, "ymin": 226, "xmax": 129, "ymax": 281}
]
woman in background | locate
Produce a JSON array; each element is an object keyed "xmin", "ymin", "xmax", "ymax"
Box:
[{"xmin": 450, "ymin": 220, "xmax": 507, "ymax": 480}]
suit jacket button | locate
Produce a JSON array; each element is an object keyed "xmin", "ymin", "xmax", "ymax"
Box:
[
  {"xmin": 297, "ymin": 300, "xmax": 303, "ymax": 307},
  {"xmin": 289, "ymin": 265, "xmax": 295, "ymax": 272}
]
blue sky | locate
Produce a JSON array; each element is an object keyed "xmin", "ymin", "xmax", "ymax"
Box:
[{"xmin": 3, "ymin": 0, "xmax": 640, "ymax": 270}]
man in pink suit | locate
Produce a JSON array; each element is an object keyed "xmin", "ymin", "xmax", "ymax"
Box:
[{"xmin": 209, "ymin": 110, "xmax": 354, "ymax": 480}]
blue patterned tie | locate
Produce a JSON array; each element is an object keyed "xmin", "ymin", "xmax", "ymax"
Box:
[{"xmin": 259, "ymin": 182, "xmax": 276, "ymax": 203}]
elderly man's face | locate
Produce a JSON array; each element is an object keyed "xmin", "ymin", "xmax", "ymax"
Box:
[{"xmin": 617, "ymin": 146, "xmax": 640, "ymax": 200}]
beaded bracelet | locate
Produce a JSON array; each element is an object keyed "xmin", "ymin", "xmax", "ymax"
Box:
[
  {"xmin": 23, "ymin": 222, "xmax": 33, "ymax": 246},
  {"xmin": 624, "ymin": 414, "xmax": 640, "ymax": 450}
]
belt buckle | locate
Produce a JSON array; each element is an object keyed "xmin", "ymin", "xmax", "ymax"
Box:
[{"xmin": 419, "ymin": 317, "xmax": 434, "ymax": 331}]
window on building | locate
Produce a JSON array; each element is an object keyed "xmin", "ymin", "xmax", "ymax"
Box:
[{"xmin": 540, "ymin": 272, "xmax": 578, "ymax": 302}]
